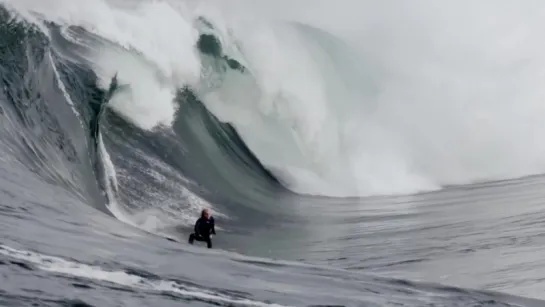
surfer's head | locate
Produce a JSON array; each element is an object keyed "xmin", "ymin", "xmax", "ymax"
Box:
[{"xmin": 201, "ymin": 208, "xmax": 210, "ymax": 218}]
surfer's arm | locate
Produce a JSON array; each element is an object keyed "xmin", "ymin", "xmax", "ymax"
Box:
[
  {"xmin": 210, "ymin": 217, "xmax": 216, "ymax": 235},
  {"xmin": 194, "ymin": 219, "xmax": 201, "ymax": 235}
]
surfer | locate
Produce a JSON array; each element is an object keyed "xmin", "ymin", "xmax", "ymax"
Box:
[{"xmin": 188, "ymin": 208, "xmax": 216, "ymax": 248}]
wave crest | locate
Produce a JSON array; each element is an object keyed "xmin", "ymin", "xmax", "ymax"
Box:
[{"xmin": 7, "ymin": 0, "xmax": 545, "ymax": 199}]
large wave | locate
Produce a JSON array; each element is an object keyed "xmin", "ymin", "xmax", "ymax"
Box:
[{"xmin": 4, "ymin": 0, "xmax": 545, "ymax": 202}]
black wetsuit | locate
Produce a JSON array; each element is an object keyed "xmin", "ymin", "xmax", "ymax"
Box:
[{"xmin": 188, "ymin": 216, "xmax": 216, "ymax": 248}]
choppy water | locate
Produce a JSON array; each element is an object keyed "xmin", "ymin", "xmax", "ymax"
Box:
[{"xmin": 2, "ymin": 1, "xmax": 545, "ymax": 306}]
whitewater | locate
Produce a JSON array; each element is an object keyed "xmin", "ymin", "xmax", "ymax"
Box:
[{"xmin": 1, "ymin": 0, "xmax": 545, "ymax": 306}]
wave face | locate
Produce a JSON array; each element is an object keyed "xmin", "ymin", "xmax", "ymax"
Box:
[
  {"xmin": 0, "ymin": 5, "xmax": 108, "ymax": 212},
  {"xmin": 2, "ymin": 1, "xmax": 545, "ymax": 306},
  {"xmin": 6, "ymin": 0, "xmax": 545, "ymax": 199}
]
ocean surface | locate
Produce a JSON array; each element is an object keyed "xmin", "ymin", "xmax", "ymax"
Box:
[{"xmin": 1, "ymin": 0, "xmax": 545, "ymax": 306}]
